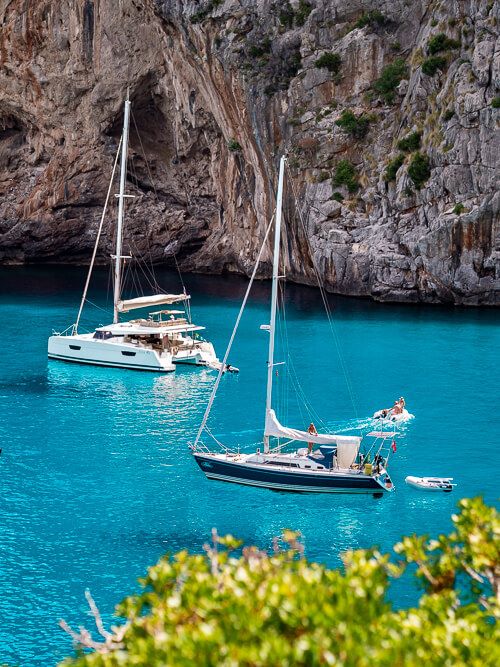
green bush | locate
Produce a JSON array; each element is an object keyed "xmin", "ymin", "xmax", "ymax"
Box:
[
  {"xmin": 422, "ymin": 55, "xmax": 448, "ymax": 76},
  {"xmin": 190, "ymin": 0, "xmax": 222, "ymax": 23},
  {"xmin": 227, "ymin": 139, "xmax": 242, "ymax": 152},
  {"xmin": 315, "ymin": 51, "xmax": 342, "ymax": 74},
  {"xmin": 333, "ymin": 159, "xmax": 359, "ymax": 192},
  {"xmin": 295, "ymin": 0, "xmax": 313, "ymax": 26},
  {"xmin": 385, "ymin": 153, "xmax": 405, "ymax": 181},
  {"xmin": 331, "ymin": 191, "xmax": 344, "ymax": 202},
  {"xmin": 427, "ymin": 32, "xmax": 461, "ymax": 55},
  {"xmin": 335, "ymin": 110, "xmax": 370, "ymax": 139},
  {"xmin": 443, "ymin": 109, "xmax": 455, "ymax": 121},
  {"xmin": 248, "ymin": 37, "xmax": 271, "ymax": 58},
  {"xmin": 397, "ymin": 131, "xmax": 421, "ymax": 152},
  {"xmin": 408, "ymin": 152, "xmax": 431, "ymax": 188},
  {"xmin": 373, "ymin": 58, "xmax": 408, "ymax": 103},
  {"xmin": 453, "ymin": 202, "xmax": 466, "ymax": 215},
  {"xmin": 354, "ymin": 10, "xmax": 388, "ymax": 29},
  {"xmin": 279, "ymin": 4, "xmax": 295, "ymax": 29},
  {"xmin": 58, "ymin": 498, "xmax": 499, "ymax": 666},
  {"xmin": 492, "ymin": 96, "xmax": 500, "ymax": 108}
]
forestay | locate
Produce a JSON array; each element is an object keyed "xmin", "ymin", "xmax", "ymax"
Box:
[{"xmin": 117, "ymin": 294, "xmax": 189, "ymax": 312}]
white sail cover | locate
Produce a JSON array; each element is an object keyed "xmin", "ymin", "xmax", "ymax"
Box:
[
  {"xmin": 265, "ymin": 410, "xmax": 361, "ymax": 469},
  {"xmin": 117, "ymin": 294, "xmax": 189, "ymax": 312},
  {"xmin": 265, "ymin": 409, "xmax": 360, "ymax": 447}
]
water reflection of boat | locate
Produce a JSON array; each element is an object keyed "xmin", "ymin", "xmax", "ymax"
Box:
[{"xmin": 191, "ymin": 157, "xmax": 395, "ymax": 496}]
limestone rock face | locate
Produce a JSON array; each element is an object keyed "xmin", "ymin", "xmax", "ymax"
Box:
[{"xmin": 0, "ymin": 0, "xmax": 498, "ymax": 305}]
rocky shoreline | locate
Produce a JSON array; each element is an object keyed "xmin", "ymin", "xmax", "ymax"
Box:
[{"xmin": 0, "ymin": 0, "xmax": 498, "ymax": 305}]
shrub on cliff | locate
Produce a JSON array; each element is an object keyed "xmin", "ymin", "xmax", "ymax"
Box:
[
  {"xmin": 190, "ymin": 0, "xmax": 223, "ymax": 24},
  {"xmin": 58, "ymin": 498, "xmax": 499, "ymax": 666},
  {"xmin": 315, "ymin": 51, "xmax": 342, "ymax": 74},
  {"xmin": 295, "ymin": 0, "xmax": 313, "ymax": 26},
  {"xmin": 372, "ymin": 58, "xmax": 408, "ymax": 103},
  {"xmin": 354, "ymin": 10, "xmax": 388, "ymax": 30},
  {"xmin": 422, "ymin": 55, "xmax": 448, "ymax": 76},
  {"xmin": 408, "ymin": 152, "xmax": 431, "ymax": 188},
  {"xmin": 227, "ymin": 139, "xmax": 242, "ymax": 152},
  {"xmin": 385, "ymin": 153, "xmax": 405, "ymax": 181},
  {"xmin": 397, "ymin": 131, "xmax": 421, "ymax": 152},
  {"xmin": 332, "ymin": 159, "xmax": 359, "ymax": 193},
  {"xmin": 427, "ymin": 32, "xmax": 461, "ymax": 55},
  {"xmin": 335, "ymin": 110, "xmax": 370, "ymax": 139}
]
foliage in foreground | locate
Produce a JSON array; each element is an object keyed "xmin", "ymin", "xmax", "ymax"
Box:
[{"xmin": 60, "ymin": 498, "xmax": 499, "ymax": 666}]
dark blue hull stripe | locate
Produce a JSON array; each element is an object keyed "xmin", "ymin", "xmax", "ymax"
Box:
[
  {"xmin": 48, "ymin": 354, "xmax": 172, "ymax": 372},
  {"xmin": 193, "ymin": 455, "xmax": 385, "ymax": 493}
]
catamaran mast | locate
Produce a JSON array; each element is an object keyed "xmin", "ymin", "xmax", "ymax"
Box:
[
  {"xmin": 113, "ymin": 92, "xmax": 131, "ymax": 324},
  {"xmin": 263, "ymin": 155, "xmax": 285, "ymax": 453}
]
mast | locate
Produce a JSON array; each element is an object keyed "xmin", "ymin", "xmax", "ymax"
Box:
[
  {"xmin": 113, "ymin": 92, "xmax": 131, "ymax": 324},
  {"xmin": 263, "ymin": 155, "xmax": 285, "ymax": 453}
]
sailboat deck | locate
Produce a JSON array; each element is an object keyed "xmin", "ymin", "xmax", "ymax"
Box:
[{"xmin": 97, "ymin": 321, "xmax": 205, "ymax": 336}]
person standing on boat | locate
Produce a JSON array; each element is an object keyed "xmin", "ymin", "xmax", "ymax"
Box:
[{"xmin": 307, "ymin": 423, "xmax": 318, "ymax": 454}]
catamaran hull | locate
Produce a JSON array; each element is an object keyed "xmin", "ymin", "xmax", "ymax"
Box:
[
  {"xmin": 47, "ymin": 335, "xmax": 175, "ymax": 372},
  {"xmin": 173, "ymin": 342, "xmax": 218, "ymax": 367},
  {"xmin": 193, "ymin": 454, "xmax": 390, "ymax": 494}
]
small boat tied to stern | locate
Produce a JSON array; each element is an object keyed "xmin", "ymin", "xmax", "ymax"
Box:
[{"xmin": 190, "ymin": 156, "xmax": 396, "ymax": 496}]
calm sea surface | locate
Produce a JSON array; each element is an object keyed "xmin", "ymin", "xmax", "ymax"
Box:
[{"xmin": 0, "ymin": 266, "xmax": 498, "ymax": 666}]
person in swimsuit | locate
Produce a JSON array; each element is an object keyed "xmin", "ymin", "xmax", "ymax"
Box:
[{"xmin": 307, "ymin": 422, "xmax": 318, "ymax": 454}]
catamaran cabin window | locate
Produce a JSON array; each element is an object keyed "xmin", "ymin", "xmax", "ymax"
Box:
[{"xmin": 121, "ymin": 351, "xmax": 136, "ymax": 357}]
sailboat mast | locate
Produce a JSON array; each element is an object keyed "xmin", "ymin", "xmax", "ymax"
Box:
[
  {"xmin": 113, "ymin": 93, "xmax": 131, "ymax": 324},
  {"xmin": 264, "ymin": 155, "xmax": 285, "ymax": 453}
]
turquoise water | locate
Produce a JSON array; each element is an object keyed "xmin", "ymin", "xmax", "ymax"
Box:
[{"xmin": 0, "ymin": 266, "xmax": 498, "ymax": 666}]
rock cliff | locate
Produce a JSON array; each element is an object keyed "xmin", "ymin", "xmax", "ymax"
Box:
[{"xmin": 0, "ymin": 0, "xmax": 498, "ymax": 304}]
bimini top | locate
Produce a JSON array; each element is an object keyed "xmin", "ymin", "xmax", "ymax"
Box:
[
  {"xmin": 96, "ymin": 320, "xmax": 204, "ymax": 336},
  {"xmin": 116, "ymin": 294, "xmax": 190, "ymax": 313}
]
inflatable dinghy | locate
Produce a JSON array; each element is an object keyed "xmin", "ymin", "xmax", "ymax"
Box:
[
  {"xmin": 405, "ymin": 476, "xmax": 455, "ymax": 492},
  {"xmin": 373, "ymin": 408, "xmax": 413, "ymax": 423}
]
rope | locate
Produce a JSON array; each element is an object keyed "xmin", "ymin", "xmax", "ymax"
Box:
[
  {"xmin": 286, "ymin": 163, "xmax": 360, "ymax": 420},
  {"xmin": 194, "ymin": 214, "xmax": 275, "ymax": 449},
  {"xmin": 74, "ymin": 138, "xmax": 122, "ymax": 333},
  {"xmin": 130, "ymin": 108, "xmax": 187, "ymax": 297}
]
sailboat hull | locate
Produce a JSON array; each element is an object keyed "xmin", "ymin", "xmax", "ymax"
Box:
[
  {"xmin": 48, "ymin": 334, "xmax": 175, "ymax": 372},
  {"xmin": 193, "ymin": 453, "xmax": 390, "ymax": 494}
]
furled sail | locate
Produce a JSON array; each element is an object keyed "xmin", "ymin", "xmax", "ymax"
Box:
[
  {"xmin": 265, "ymin": 409, "xmax": 361, "ymax": 468},
  {"xmin": 117, "ymin": 294, "xmax": 189, "ymax": 313},
  {"xmin": 265, "ymin": 409, "xmax": 361, "ymax": 446}
]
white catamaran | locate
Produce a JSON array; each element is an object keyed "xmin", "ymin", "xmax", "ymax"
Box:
[
  {"xmin": 191, "ymin": 157, "xmax": 395, "ymax": 494},
  {"xmin": 48, "ymin": 94, "xmax": 224, "ymax": 373}
]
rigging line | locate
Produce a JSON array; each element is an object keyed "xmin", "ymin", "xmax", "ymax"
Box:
[
  {"xmin": 130, "ymin": 108, "xmax": 186, "ymax": 296},
  {"xmin": 124, "ymin": 152, "xmax": 160, "ymax": 293},
  {"xmin": 129, "ymin": 110, "xmax": 162, "ymax": 293},
  {"xmin": 277, "ymin": 280, "xmax": 328, "ymax": 430},
  {"xmin": 74, "ymin": 137, "xmax": 122, "ymax": 333},
  {"xmin": 127, "ymin": 126, "xmax": 160, "ymax": 292},
  {"xmin": 286, "ymin": 164, "xmax": 359, "ymax": 419},
  {"xmin": 84, "ymin": 299, "xmax": 113, "ymax": 316},
  {"xmin": 194, "ymin": 213, "xmax": 275, "ymax": 448}
]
